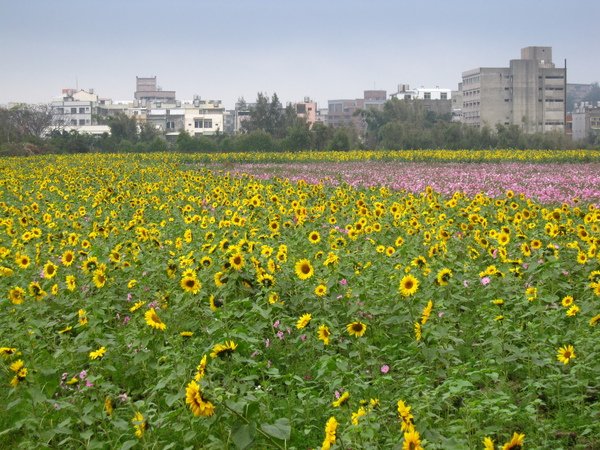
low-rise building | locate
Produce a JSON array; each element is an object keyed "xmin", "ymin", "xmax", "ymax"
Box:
[
  {"xmin": 183, "ymin": 97, "xmax": 225, "ymax": 136},
  {"xmin": 572, "ymin": 103, "xmax": 600, "ymax": 141}
]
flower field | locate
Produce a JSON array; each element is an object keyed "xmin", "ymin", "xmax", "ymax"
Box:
[{"xmin": 1, "ymin": 152, "xmax": 600, "ymax": 449}]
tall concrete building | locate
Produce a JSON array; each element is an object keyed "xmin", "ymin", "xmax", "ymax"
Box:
[
  {"xmin": 134, "ymin": 76, "xmax": 176, "ymax": 104},
  {"xmin": 460, "ymin": 46, "xmax": 566, "ymax": 133}
]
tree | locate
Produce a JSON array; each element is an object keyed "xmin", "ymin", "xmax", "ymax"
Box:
[
  {"xmin": 104, "ymin": 112, "xmax": 138, "ymax": 142},
  {"xmin": 0, "ymin": 104, "xmax": 55, "ymax": 143}
]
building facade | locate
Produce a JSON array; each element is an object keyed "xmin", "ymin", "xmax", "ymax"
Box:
[
  {"xmin": 460, "ymin": 46, "xmax": 566, "ymax": 133},
  {"xmin": 134, "ymin": 76, "xmax": 176, "ymax": 104},
  {"xmin": 327, "ymin": 90, "xmax": 387, "ymax": 131}
]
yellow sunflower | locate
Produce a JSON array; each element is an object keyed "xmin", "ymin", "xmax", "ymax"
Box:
[
  {"xmin": 210, "ymin": 340, "xmax": 237, "ymax": 358},
  {"xmin": 399, "ymin": 274, "xmax": 419, "ymax": 297},
  {"xmin": 181, "ymin": 275, "xmax": 201, "ymax": 294},
  {"xmin": 556, "ymin": 344, "xmax": 575, "ymax": 364},
  {"xmin": 145, "ymin": 308, "xmax": 167, "ymax": 331},
  {"xmin": 346, "ymin": 321, "xmax": 367, "ymax": 338},
  {"xmin": 185, "ymin": 380, "xmax": 215, "ymax": 417},
  {"xmin": 501, "ymin": 432, "xmax": 525, "ymax": 450},
  {"xmin": 318, "ymin": 324, "xmax": 331, "ymax": 345},
  {"xmin": 296, "ymin": 313, "xmax": 312, "ymax": 330},
  {"xmin": 294, "ymin": 259, "xmax": 314, "ymax": 280}
]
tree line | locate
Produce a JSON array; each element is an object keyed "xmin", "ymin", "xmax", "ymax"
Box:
[{"xmin": 1, "ymin": 93, "xmax": 598, "ymax": 156}]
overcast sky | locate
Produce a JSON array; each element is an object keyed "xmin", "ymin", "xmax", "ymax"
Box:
[{"xmin": 1, "ymin": 0, "xmax": 598, "ymax": 109}]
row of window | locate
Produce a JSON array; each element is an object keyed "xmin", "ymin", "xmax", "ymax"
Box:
[
  {"xmin": 57, "ymin": 107, "xmax": 90, "ymax": 114},
  {"xmin": 70, "ymin": 119, "xmax": 90, "ymax": 126},
  {"xmin": 195, "ymin": 119, "xmax": 213, "ymax": 129}
]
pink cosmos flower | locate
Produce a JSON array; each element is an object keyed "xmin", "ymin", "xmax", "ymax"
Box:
[{"xmin": 381, "ymin": 364, "xmax": 390, "ymax": 374}]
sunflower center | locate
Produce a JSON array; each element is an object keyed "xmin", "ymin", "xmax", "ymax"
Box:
[{"xmin": 301, "ymin": 264, "xmax": 310, "ymax": 274}]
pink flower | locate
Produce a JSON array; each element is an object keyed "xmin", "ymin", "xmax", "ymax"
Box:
[
  {"xmin": 480, "ymin": 276, "xmax": 491, "ymax": 286},
  {"xmin": 276, "ymin": 331, "xmax": 284, "ymax": 340},
  {"xmin": 300, "ymin": 334, "xmax": 307, "ymax": 342},
  {"xmin": 265, "ymin": 338, "xmax": 270, "ymax": 348},
  {"xmin": 381, "ymin": 364, "xmax": 390, "ymax": 374},
  {"xmin": 273, "ymin": 320, "xmax": 280, "ymax": 329},
  {"xmin": 463, "ymin": 280, "xmax": 469, "ymax": 287},
  {"xmin": 340, "ymin": 279, "xmax": 348, "ymax": 286},
  {"xmin": 85, "ymin": 380, "xmax": 94, "ymax": 388},
  {"xmin": 127, "ymin": 293, "xmax": 133, "ymax": 301},
  {"xmin": 79, "ymin": 370, "xmax": 87, "ymax": 379}
]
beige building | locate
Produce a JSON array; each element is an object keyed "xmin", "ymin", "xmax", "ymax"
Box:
[{"xmin": 460, "ymin": 46, "xmax": 566, "ymax": 133}]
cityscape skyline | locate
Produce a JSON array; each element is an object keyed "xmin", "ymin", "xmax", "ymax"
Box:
[{"xmin": 1, "ymin": 0, "xmax": 599, "ymax": 109}]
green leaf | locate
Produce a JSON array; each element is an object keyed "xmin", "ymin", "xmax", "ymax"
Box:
[
  {"xmin": 120, "ymin": 439, "xmax": 139, "ymax": 450},
  {"xmin": 260, "ymin": 418, "xmax": 291, "ymax": 441},
  {"xmin": 231, "ymin": 423, "xmax": 254, "ymax": 449}
]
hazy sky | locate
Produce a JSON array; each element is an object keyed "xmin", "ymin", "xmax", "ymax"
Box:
[{"xmin": 1, "ymin": 0, "xmax": 598, "ymax": 109}]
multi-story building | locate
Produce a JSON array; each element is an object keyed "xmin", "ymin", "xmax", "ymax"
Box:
[
  {"xmin": 328, "ymin": 90, "xmax": 387, "ymax": 131},
  {"xmin": 294, "ymin": 97, "xmax": 317, "ymax": 127},
  {"xmin": 183, "ymin": 96, "xmax": 225, "ymax": 136},
  {"xmin": 50, "ymin": 88, "xmax": 97, "ymax": 128},
  {"xmin": 460, "ymin": 46, "xmax": 566, "ymax": 133},
  {"xmin": 572, "ymin": 103, "xmax": 600, "ymax": 141},
  {"xmin": 389, "ymin": 84, "xmax": 453, "ymax": 116},
  {"xmin": 134, "ymin": 76, "xmax": 176, "ymax": 104}
]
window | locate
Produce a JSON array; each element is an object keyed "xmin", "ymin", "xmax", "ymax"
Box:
[
  {"xmin": 70, "ymin": 119, "xmax": 77, "ymax": 125},
  {"xmin": 424, "ymin": 92, "xmax": 431, "ymax": 99},
  {"xmin": 79, "ymin": 107, "xmax": 85, "ymax": 113},
  {"xmin": 71, "ymin": 108, "xmax": 77, "ymax": 114},
  {"xmin": 166, "ymin": 121, "xmax": 175, "ymax": 130},
  {"xmin": 79, "ymin": 119, "xmax": 86, "ymax": 126},
  {"xmin": 194, "ymin": 119, "xmax": 202, "ymax": 128},
  {"xmin": 57, "ymin": 107, "xmax": 64, "ymax": 114},
  {"xmin": 440, "ymin": 92, "xmax": 447, "ymax": 99},
  {"xmin": 204, "ymin": 119, "xmax": 212, "ymax": 128}
]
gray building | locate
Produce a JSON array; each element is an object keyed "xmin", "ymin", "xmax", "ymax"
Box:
[
  {"xmin": 328, "ymin": 90, "xmax": 386, "ymax": 131},
  {"xmin": 572, "ymin": 104, "xmax": 600, "ymax": 141},
  {"xmin": 134, "ymin": 76, "xmax": 176, "ymax": 104},
  {"xmin": 460, "ymin": 46, "xmax": 566, "ymax": 133}
]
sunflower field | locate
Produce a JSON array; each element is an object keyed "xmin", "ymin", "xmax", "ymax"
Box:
[{"xmin": 1, "ymin": 152, "xmax": 599, "ymax": 449}]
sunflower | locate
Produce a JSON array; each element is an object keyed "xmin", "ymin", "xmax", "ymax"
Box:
[
  {"xmin": 556, "ymin": 344, "xmax": 575, "ymax": 364},
  {"xmin": 43, "ymin": 261, "xmax": 58, "ymax": 279},
  {"xmin": 435, "ymin": 268, "xmax": 452, "ymax": 286},
  {"xmin": 402, "ymin": 428, "xmax": 423, "ymax": 450},
  {"xmin": 566, "ymin": 304, "xmax": 580, "ymax": 317},
  {"xmin": 185, "ymin": 380, "xmax": 216, "ymax": 417},
  {"xmin": 145, "ymin": 308, "xmax": 167, "ymax": 331},
  {"xmin": 200, "ymin": 256, "xmax": 212, "ymax": 268},
  {"xmin": 589, "ymin": 314, "xmax": 600, "ymax": 326},
  {"xmin": 332, "ymin": 391, "xmax": 350, "ymax": 407},
  {"xmin": 210, "ymin": 340, "xmax": 237, "ymax": 358},
  {"xmin": 209, "ymin": 295, "xmax": 223, "ymax": 311},
  {"xmin": 92, "ymin": 269, "xmax": 107, "ymax": 288},
  {"xmin": 296, "ymin": 313, "xmax": 312, "ymax": 330},
  {"xmin": 351, "ymin": 406, "xmax": 367, "ymax": 426},
  {"xmin": 194, "ymin": 354, "xmax": 208, "ymax": 381},
  {"xmin": 214, "ymin": 271, "xmax": 227, "ymax": 287},
  {"xmin": 318, "ymin": 324, "xmax": 331, "ymax": 345},
  {"xmin": 229, "ymin": 252, "xmax": 245, "ymax": 271},
  {"xmin": 308, "ymin": 231, "xmax": 321, "ymax": 244},
  {"xmin": 131, "ymin": 411, "xmax": 147, "ymax": 439},
  {"xmin": 421, "ymin": 300, "xmax": 433, "ymax": 325},
  {"xmin": 61, "ymin": 250, "xmax": 75, "ymax": 266},
  {"xmin": 28, "ymin": 281, "xmax": 46, "ymax": 300},
  {"xmin": 414, "ymin": 322, "xmax": 422, "ymax": 341},
  {"xmin": 0, "ymin": 347, "xmax": 17, "ymax": 358},
  {"xmin": 321, "ymin": 416, "xmax": 338, "ymax": 450},
  {"xmin": 346, "ymin": 321, "xmax": 367, "ymax": 337},
  {"xmin": 294, "ymin": 259, "xmax": 314, "ymax": 280},
  {"xmin": 66, "ymin": 275, "xmax": 76, "ymax": 291},
  {"xmin": 9, "ymin": 287, "xmax": 25, "ymax": 305},
  {"xmin": 501, "ymin": 432, "xmax": 525, "ymax": 450},
  {"xmin": 78, "ymin": 309, "xmax": 88, "ymax": 326},
  {"xmin": 89, "ymin": 347, "xmax": 106, "ymax": 360},
  {"xmin": 397, "ymin": 400, "xmax": 414, "ymax": 431},
  {"xmin": 483, "ymin": 437, "xmax": 495, "ymax": 450},
  {"xmin": 314, "ymin": 284, "xmax": 327, "ymax": 297},
  {"xmin": 15, "ymin": 253, "xmax": 31, "ymax": 269},
  {"xmin": 399, "ymin": 274, "xmax": 419, "ymax": 297},
  {"xmin": 181, "ymin": 275, "xmax": 201, "ymax": 294}
]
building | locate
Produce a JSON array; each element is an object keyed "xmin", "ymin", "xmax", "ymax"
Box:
[
  {"xmin": 390, "ymin": 84, "xmax": 453, "ymax": 117},
  {"xmin": 572, "ymin": 103, "xmax": 600, "ymax": 141},
  {"xmin": 459, "ymin": 46, "xmax": 566, "ymax": 133},
  {"xmin": 328, "ymin": 90, "xmax": 387, "ymax": 131},
  {"xmin": 294, "ymin": 97, "xmax": 317, "ymax": 127},
  {"xmin": 183, "ymin": 96, "xmax": 225, "ymax": 136},
  {"xmin": 50, "ymin": 89, "xmax": 97, "ymax": 128},
  {"xmin": 134, "ymin": 76, "xmax": 176, "ymax": 104}
]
